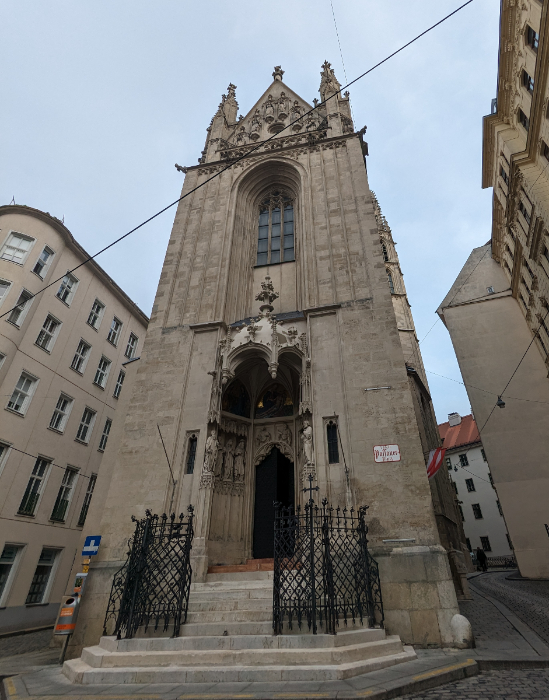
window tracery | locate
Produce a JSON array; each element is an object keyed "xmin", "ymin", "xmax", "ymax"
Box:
[{"xmin": 256, "ymin": 190, "xmax": 295, "ymax": 266}]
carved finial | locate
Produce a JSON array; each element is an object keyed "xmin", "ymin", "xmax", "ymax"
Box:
[
  {"xmin": 272, "ymin": 66, "xmax": 284, "ymax": 81},
  {"xmin": 319, "ymin": 60, "xmax": 341, "ymax": 100},
  {"xmin": 227, "ymin": 83, "xmax": 237, "ymax": 99},
  {"xmin": 255, "ymin": 275, "xmax": 279, "ymax": 316}
]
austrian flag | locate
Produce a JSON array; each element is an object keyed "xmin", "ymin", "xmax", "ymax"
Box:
[{"xmin": 426, "ymin": 447, "xmax": 446, "ymax": 479}]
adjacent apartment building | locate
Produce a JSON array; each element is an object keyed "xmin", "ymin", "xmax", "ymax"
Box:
[
  {"xmin": 437, "ymin": 0, "xmax": 549, "ymax": 579},
  {"xmin": 0, "ymin": 204, "xmax": 148, "ymax": 633},
  {"xmin": 439, "ymin": 413, "xmax": 513, "ymax": 559}
]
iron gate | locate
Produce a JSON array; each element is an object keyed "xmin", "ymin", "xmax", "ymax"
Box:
[
  {"xmin": 273, "ymin": 495, "xmax": 383, "ymax": 635},
  {"xmin": 103, "ymin": 507, "xmax": 194, "ymax": 640}
]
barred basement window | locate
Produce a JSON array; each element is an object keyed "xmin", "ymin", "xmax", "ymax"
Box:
[
  {"xmin": 78, "ymin": 474, "xmax": 97, "ymax": 526},
  {"xmin": 256, "ymin": 190, "xmax": 295, "ymax": 265},
  {"xmin": 98, "ymin": 418, "xmax": 112, "ymax": 451},
  {"xmin": 186, "ymin": 434, "xmax": 198, "ymax": 474},
  {"xmin": 326, "ymin": 421, "xmax": 339, "ymax": 464},
  {"xmin": 480, "ymin": 536, "xmax": 491, "ymax": 552}
]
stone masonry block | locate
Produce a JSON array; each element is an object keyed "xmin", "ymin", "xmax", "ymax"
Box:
[
  {"xmin": 410, "ymin": 609, "xmax": 442, "ymax": 647},
  {"xmin": 410, "ymin": 582, "xmax": 440, "ymax": 611}
]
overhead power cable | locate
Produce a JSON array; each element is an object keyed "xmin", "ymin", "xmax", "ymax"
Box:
[
  {"xmin": 0, "ymin": 0, "xmax": 475, "ymax": 322},
  {"xmin": 424, "ymin": 369, "xmax": 549, "ymax": 404}
]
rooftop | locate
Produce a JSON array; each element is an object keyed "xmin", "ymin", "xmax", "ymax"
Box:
[{"xmin": 438, "ymin": 413, "xmax": 481, "ymax": 451}]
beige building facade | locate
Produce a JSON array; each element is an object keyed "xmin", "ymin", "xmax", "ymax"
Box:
[
  {"xmin": 69, "ymin": 64, "xmax": 469, "ymax": 660},
  {"xmin": 437, "ymin": 0, "xmax": 549, "ymax": 579},
  {"xmin": 0, "ymin": 205, "xmax": 148, "ymax": 633}
]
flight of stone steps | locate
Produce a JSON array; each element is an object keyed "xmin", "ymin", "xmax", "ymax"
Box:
[{"xmin": 64, "ymin": 563, "xmax": 415, "ymax": 684}]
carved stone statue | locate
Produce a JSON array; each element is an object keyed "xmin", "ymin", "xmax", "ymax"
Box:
[
  {"xmin": 300, "ymin": 420, "xmax": 314, "ymax": 466},
  {"xmin": 277, "ymin": 423, "xmax": 292, "ymax": 446},
  {"xmin": 257, "ymin": 425, "xmax": 271, "ymax": 446},
  {"xmin": 236, "ymin": 126, "xmax": 248, "ymax": 144},
  {"xmin": 222, "ymin": 437, "xmax": 235, "ymax": 481},
  {"xmin": 234, "ymin": 439, "xmax": 246, "ymax": 481},
  {"xmin": 203, "ymin": 429, "xmax": 220, "ymax": 474},
  {"xmin": 265, "ymin": 95, "xmax": 275, "ymax": 120}
]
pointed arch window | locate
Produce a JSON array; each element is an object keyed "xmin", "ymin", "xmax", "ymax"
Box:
[
  {"xmin": 326, "ymin": 421, "xmax": 339, "ymax": 464},
  {"xmin": 387, "ymin": 271, "xmax": 395, "ymax": 294},
  {"xmin": 381, "ymin": 240, "xmax": 389, "ymax": 262},
  {"xmin": 256, "ymin": 190, "xmax": 295, "ymax": 266}
]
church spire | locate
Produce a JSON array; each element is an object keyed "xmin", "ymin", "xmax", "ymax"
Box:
[
  {"xmin": 319, "ymin": 61, "xmax": 342, "ymax": 101},
  {"xmin": 318, "ymin": 61, "xmax": 354, "ymax": 137}
]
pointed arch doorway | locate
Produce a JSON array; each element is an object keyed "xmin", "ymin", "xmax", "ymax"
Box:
[{"xmin": 252, "ymin": 447, "xmax": 294, "ymax": 559}]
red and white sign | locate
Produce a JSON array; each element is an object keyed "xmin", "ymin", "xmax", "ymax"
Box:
[
  {"xmin": 426, "ymin": 447, "xmax": 446, "ymax": 479},
  {"xmin": 373, "ymin": 444, "xmax": 401, "ymax": 463}
]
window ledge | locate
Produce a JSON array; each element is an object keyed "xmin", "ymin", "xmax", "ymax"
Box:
[
  {"xmin": 47, "ymin": 426, "xmax": 64, "ymax": 436},
  {"xmin": 34, "ymin": 343, "xmax": 51, "ymax": 354},
  {"xmin": 92, "ymin": 382, "xmax": 105, "ymax": 390},
  {"xmin": 74, "ymin": 438, "xmax": 90, "ymax": 446},
  {"xmin": 69, "ymin": 366, "xmax": 84, "ymax": 376},
  {"xmin": 86, "ymin": 322, "xmax": 100, "ymax": 332},
  {"xmin": 25, "ymin": 603, "xmax": 49, "ymax": 608},
  {"xmin": 5, "ymin": 320, "xmax": 22, "ymax": 329},
  {"xmin": 49, "ymin": 518, "xmax": 66, "ymax": 524},
  {"xmin": 16, "ymin": 511, "xmax": 36, "ymax": 518},
  {"xmin": 30, "ymin": 270, "xmax": 46, "ymax": 281},
  {"xmin": 55, "ymin": 296, "xmax": 71, "ymax": 308},
  {"xmin": 0, "ymin": 258, "xmax": 23, "ymax": 266},
  {"xmin": 106, "ymin": 339, "xmax": 118, "ymax": 348},
  {"xmin": 4, "ymin": 407, "xmax": 26, "ymax": 418},
  {"xmin": 254, "ymin": 261, "xmax": 295, "ymax": 269},
  {"xmin": 112, "ymin": 394, "xmax": 119, "ymax": 400},
  {"xmin": 97, "ymin": 448, "xmax": 105, "ymax": 453}
]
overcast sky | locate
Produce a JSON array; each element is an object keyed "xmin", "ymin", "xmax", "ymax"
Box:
[{"xmin": 1, "ymin": 0, "xmax": 500, "ymax": 423}]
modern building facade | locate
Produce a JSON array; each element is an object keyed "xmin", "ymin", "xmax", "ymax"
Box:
[
  {"xmin": 68, "ymin": 64, "xmax": 471, "ymax": 664},
  {"xmin": 437, "ymin": 0, "xmax": 549, "ymax": 579},
  {"xmin": 439, "ymin": 413, "xmax": 513, "ymax": 559},
  {"xmin": 0, "ymin": 204, "xmax": 148, "ymax": 633}
]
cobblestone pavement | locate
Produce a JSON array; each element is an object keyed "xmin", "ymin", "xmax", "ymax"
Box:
[
  {"xmin": 458, "ymin": 583, "xmax": 535, "ymax": 653},
  {"xmin": 471, "ymin": 572, "xmax": 549, "ymax": 645},
  {"xmin": 403, "ymin": 669, "xmax": 549, "ymax": 699},
  {"xmin": 0, "ymin": 629, "xmax": 54, "ymax": 658}
]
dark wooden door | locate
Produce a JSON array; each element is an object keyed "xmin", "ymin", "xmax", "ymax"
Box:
[{"xmin": 252, "ymin": 448, "xmax": 294, "ymax": 558}]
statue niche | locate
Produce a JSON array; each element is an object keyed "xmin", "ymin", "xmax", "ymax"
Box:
[{"xmin": 222, "ymin": 379, "xmax": 251, "ymax": 418}]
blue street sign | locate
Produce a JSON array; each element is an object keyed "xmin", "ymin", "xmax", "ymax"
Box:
[{"xmin": 82, "ymin": 536, "xmax": 102, "ymax": 556}]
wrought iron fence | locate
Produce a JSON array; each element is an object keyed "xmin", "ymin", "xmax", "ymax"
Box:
[
  {"xmin": 273, "ymin": 490, "xmax": 383, "ymax": 635},
  {"xmin": 103, "ymin": 507, "xmax": 194, "ymax": 640}
]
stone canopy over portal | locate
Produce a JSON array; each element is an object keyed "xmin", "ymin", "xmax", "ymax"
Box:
[{"xmin": 196, "ymin": 276, "xmax": 315, "ymax": 566}]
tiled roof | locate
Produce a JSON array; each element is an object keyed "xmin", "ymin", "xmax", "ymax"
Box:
[{"xmin": 438, "ymin": 414, "xmax": 481, "ymax": 450}]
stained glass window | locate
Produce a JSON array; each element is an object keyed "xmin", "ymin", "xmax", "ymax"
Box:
[{"xmin": 256, "ymin": 190, "xmax": 295, "ymax": 265}]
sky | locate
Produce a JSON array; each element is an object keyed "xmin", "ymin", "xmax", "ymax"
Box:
[{"xmin": 1, "ymin": 0, "xmax": 500, "ymax": 424}]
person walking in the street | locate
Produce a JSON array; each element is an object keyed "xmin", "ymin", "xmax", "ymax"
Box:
[{"xmin": 476, "ymin": 546, "xmax": 488, "ymax": 572}]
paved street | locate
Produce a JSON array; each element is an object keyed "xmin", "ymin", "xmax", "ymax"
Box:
[
  {"xmin": 0, "ymin": 630, "xmax": 54, "ymax": 658},
  {"xmin": 404, "ymin": 669, "xmax": 549, "ymax": 700}
]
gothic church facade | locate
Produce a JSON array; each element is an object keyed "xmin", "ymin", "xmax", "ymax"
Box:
[{"xmin": 72, "ymin": 63, "xmax": 466, "ymax": 653}]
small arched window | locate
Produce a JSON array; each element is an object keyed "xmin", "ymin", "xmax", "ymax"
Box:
[
  {"xmin": 381, "ymin": 240, "xmax": 389, "ymax": 262},
  {"xmin": 186, "ymin": 434, "xmax": 198, "ymax": 474},
  {"xmin": 326, "ymin": 421, "xmax": 339, "ymax": 464},
  {"xmin": 387, "ymin": 271, "xmax": 395, "ymax": 294},
  {"xmin": 257, "ymin": 190, "xmax": 295, "ymax": 266}
]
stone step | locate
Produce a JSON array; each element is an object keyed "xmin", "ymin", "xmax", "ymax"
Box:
[
  {"xmin": 178, "ymin": 621, "xmax": 275, "ymax": 637},
  {"xmin": 189, "ymin": 587, "xmax": 272, "ymax": 601},
  {"xmin": 186, "ymin": 609, "xmax": 272, "ymax": 623},
  {"xmin": 99, "ymin": 628, "xmax": 386, "ymax": 652},
  {"xmin": 64, "ymin": 647, "xmax": 416, "ymax": 684},
  {"xmin": 188, "ymin": 597, "xmax": 271, "ymax": 612},
  {"xmin": 82, "ymin": 636, "xmax": 404, "ymax": 669},
  {"xmin": 205, "ymin": 570, "xmax": 274, "ymax": 582},
  {"xmin": 191, "ymin": 579, "xmax": 272, "ymax": 592},
  {"xmin": 208, "ymin": 558, "xmax": 274, "ymax": 574}
]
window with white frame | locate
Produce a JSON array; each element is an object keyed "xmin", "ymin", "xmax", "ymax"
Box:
[
  {"xmin": 0, "ymin": 544, "xmax": 23, "ymax": 605},
  {"xmin": 35, "ymin": 314, "xmax": 61, "ymax": 352},
  {"xmin": 32, "ymin": 246, "xmax": 54, "ymax": 278},
  {"xmin": 7, "ymin": 371, "xmax": 38, "ymax": 415},
  {"xmin": 0, "ymin": 441, "xmax": 11, "ymax": 478},
  {"xmin": 70, "ymin": 340, "xmax": 91, "ymax": 373},
  {"xmin": 87, "ymin": 299, "xmax": 105, "ymax": 330},
  {"xmin": 0, "ymin": 279, "xmax": 11, "ymax": 308},
  {"xmin": 50, "ymin": 467, "xmax": 78, "ymax": 522},
  {"xmin": 18, "ymin": 457, "xmax": 50, "ymax": 515},
  {"xmin": 7, "ymin": 289, "xmax": 33, "ymax": 326},
  {"xmin": 113, "ymin": 369, "xmax": 125, "ymax": 398},
  {"xmin": 98, "ymin": 418, "xmax": 112, "ymax": 451},
  {"xmin": 107, "ymin": 317, "xmax": 122, "ymax": 346},
  {"xmin": 76, "ymin": 407, "xmax": 96, "ymax": 443},
  {"xmin": 49, "ymin": 394, "xmax": 73, "ymax": 432},
  {"xmin": 93, "ymin": 356, "xmax": 111, "ymax": 388},
  {"xmin": 125, "ymin": 332, "xmax": 138, "ymax": 359},
  {"xmin": 78, "ymin": 474, "xmax": 97, "ymax": 527},
  {"xmin": 0, "ymin": 232, "xmax": 35, "ymax": 264},
  {"xmin": 56, "ymin": 273, "xmax": 78, "ymax": 305},
  {"xmin": 25, "ymin": 548, "xmax": 60, "ymax": 604}
]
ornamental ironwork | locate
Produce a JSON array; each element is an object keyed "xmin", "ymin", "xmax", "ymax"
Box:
[
  {"xmin": 103, "ymin": 508, "xmax": 194, "ymax": 640},
  {"xmin": 273, "ymin": 478, "xmax": 383, "ymax": 635}
]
